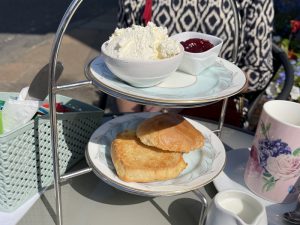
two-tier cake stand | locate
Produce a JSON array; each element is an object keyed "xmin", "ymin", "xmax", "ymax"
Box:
[{"xmin": 47, "ymin": 0, "xmax": 243, "ymax": 224}]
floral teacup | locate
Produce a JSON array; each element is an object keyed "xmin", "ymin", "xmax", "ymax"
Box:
[{"xmin": 244, "ymin": 100, "xmax": 300, "ymax": 203}]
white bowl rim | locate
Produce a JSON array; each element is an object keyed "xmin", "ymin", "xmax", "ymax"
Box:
[
  {"xmin": 171, "ymin": 31, "xmax": 223, "ymax": 56},
  {"xmin": 101, "ymin": 41, "xmax": 184, "ymax": 63}
]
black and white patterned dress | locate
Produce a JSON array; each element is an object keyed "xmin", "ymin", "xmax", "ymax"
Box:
[{"xmin": 117, "ymin": 0, "xmax": 274, "ymax": 91}]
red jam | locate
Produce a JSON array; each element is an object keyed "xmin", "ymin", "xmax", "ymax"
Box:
[{"xmin": 180, "ymin": 38, "xmax": 214, "ymax": 53}]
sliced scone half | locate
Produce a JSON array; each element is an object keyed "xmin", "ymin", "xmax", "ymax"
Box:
[
  {"xmin": 136, "ymin": 113, "xmax": 204, "ymax": 153},
  {"xmin": 111, "ymin": 130, "xmax": 187, "ymax": 182}
]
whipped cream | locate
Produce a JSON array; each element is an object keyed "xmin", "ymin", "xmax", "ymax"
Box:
[{"xmin": 105, "ymin": 22, "xmax": 181, "ymax": 60}]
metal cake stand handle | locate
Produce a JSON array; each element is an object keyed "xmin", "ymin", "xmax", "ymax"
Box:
[
  {"xmin": 48, "ymin": 1, "xmax": 90, "ymax": 224},
  {"xmin": 47, "ymin": 0, "xmax": 240, "ymax": 224}
]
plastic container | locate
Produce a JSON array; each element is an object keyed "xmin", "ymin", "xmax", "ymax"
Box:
[
  {"xmin": 0, "ymin": 92, "xmax": 103, "ymax": 212},
  {"xmin": 171, "ymin": 32, "xmax": 223, "ymax": 75}
]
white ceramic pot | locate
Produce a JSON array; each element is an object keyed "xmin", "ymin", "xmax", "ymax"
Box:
[
  {"xmin": 205, "ymin": 190, "xmax": 267, "ymax": 225},
  {"xmin": 171, "ymin": 32, "xmax": 223, "ymax": 75}
]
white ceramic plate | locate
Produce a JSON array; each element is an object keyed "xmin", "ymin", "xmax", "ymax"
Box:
[
  {"xmin": 213, "ymin": 148, "xmax": 297, "ymax": 225},
  {"xmin": 86, "ymin": 112, "xmax": 226, "ymax": 197},
  {"xmin": 86, "ymin": 56, "xmax": 246, "ymax": 106}
]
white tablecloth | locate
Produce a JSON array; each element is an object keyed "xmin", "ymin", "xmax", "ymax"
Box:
[{"xmin": 0, "ymin": 194, "xmax": 40, "ymax": 225}]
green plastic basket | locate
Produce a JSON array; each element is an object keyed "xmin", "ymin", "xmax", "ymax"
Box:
[{"xmin": 0, "ymin": 92, "xmax": 103, "ymax": 212}]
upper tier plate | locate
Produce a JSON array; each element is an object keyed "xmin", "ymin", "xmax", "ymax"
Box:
[
  {"xmin": 85, "ymin": 56, "xmax": 246, "ymax": 107},
  {"xmin": 86, "ymin": 112, "xmax": 226, "ymax": 197}
]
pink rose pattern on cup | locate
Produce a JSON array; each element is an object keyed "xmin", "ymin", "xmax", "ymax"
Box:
[
  {"xmin": 266, "ymin": 155, "xmax": 300, "ymax": 180},
  {"xmin": 250, "ymin": 121, "xmax": 300, "ymax": 193}
]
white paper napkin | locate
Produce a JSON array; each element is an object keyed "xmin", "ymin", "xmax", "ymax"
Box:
[{"xmin": 2, "ymin": 87, "xmax": 40, "ymax": 133}]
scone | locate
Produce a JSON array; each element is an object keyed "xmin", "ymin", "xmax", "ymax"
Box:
[
  {"xmin": 136, "ymin": 113, "xmax": 204, "ymax": 153},
  {"xmin": 111, "ymin": 130, "xmax": 187, "ymax": 182}
]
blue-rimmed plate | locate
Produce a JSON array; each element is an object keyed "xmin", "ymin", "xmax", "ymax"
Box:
[
  {"xmin": 86, "ymin": 112, "xmax": 226, "ymax": 197},
  {"xmin": 85, "ymin": 56, "xmax": 246, "ymax": 107}
]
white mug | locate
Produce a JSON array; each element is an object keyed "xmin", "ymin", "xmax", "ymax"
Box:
[
  {"xmin": 205, "ymin": 190, "xmax": 267, "ymax": 225},
  {"xmin": 244, "ymin": 100, "xmax": 300, "ymax": 203}
]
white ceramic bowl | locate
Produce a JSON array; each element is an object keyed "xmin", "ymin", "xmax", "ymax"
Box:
[
  {"xmin": 171, "ymin": 32, "xmax": 223, "ymax": 75},
  {"xmin": 101, "ymin": 41, "xmax": 184, "ymax": 87}
]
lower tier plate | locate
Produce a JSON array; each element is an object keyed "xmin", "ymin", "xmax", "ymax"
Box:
[{"xmin": 86, "ymin": 112, "xmax": 226, "ymax": 197}]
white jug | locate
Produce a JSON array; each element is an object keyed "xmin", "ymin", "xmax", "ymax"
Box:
[{"xmin": 205, "ymin": 190, "xmax": 267, "ymax": 225}]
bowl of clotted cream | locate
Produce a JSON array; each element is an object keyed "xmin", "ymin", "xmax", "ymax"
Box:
[{"xmin": 101, "ymin": 23, "xmax": 184, "ymax": 87}]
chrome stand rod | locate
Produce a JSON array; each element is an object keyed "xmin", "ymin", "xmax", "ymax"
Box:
[
  {"xmin": 217, "ymin": 98, "xmax": 228, "ymax": 138},
  {"xmin": 193, "ymin": 189, "xmax": 208, "ymax": 225},
  {"xmin": 212, "ymin": 129, "xmax": 221, "ymax": 134},
  {"xmin": 60, "ymin": 167, "xmax": 92, "ymax": 182},
  {"xmin": 48, "ymin": 0, "xmax": 84, "ymax": 224},
  {"xmin": 54, "ymin": 80, "xmax": 92, "ymax": 92},
  {"xmin": 214, "ymin": 0, "xmax": 239, "ymax": 138}
]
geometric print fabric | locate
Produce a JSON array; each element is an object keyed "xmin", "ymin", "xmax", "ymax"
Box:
[{"xmin": 117, "ymin": 0, "xmax": 274, "ymax": 91}]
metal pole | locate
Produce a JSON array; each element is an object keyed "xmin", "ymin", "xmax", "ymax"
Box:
[
  {"xmin": 217, "ymin": 98, "xmax": 228, "ymax": 137},
  {"xmin": 48, "ymin": 0, "xmax": 84, "ymax": 224},
  {"xmin": 54, "ymin": 80, "xmax": 92, "ymax": 92},
  {"xmin": 193, "ymin": 189, "xmax": 208, "ymax": 225},
  {"xmin": 60, "ymin": 167, "xmax": 93, "ymax": 182},
  {"xmin": 217, "ymin": 0, "xmax": 240, "ymax": 137}
]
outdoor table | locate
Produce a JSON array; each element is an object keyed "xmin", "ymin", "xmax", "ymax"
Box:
[{"xmin": 16, "ymin": 117, "xmax": 254, "ymax": 225}]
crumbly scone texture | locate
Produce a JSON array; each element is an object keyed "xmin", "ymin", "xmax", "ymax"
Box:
[
  {"xmin": 111, "ymin": 130, "xmax": 187, "ymax": 182},
  {"xmin": 136, "ymin": 113, "xmax": 204, "ymax": 153}
]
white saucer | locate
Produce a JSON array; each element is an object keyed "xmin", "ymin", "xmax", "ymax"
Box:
[{"xmin": 213, "ymin": 148, "xmax": 297, "ymax": 225}]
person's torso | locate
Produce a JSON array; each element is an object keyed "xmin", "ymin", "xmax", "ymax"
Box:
[{"xmin": 119, "ymin": 0, "xmax": 252, "ymax": 62}]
